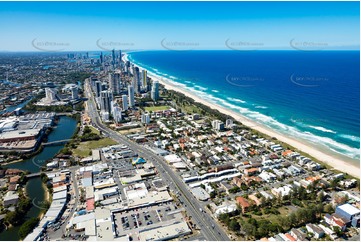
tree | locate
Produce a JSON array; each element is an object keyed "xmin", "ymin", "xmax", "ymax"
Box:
[
  {"xmin": 229, "ymin": 186, "xmax": 241, "ymax": 194},
  {"xmin": 17, "ymin": 197, "xmax": 31, "ymax": 214},
  {"xmin": 210, "ymin": 191, "xmax": 216, "ymax": 199},
  {"xmin": 229, "ymin": 219, "xmax": 240, "ymax": 231},
  {"xmin": 19, "ymin": 218, "xmax": 39, "ymax": 239},
  {"xmin": 317, "ymin": 191, "xmax": 325, "ymax": 202},
  {"xmin": 289, "ymin": 213, "xmax": 297, "ymax": 226},
  {"xmin": 5, "ymin": 211, "xmax": 21, "ymax": 225},
  {"xmin": 279, "ymin": 216, "xmax": 291, "ymax": 230},
  {"xmin": 242, "ymin": 222, "xmax": 256, "ymax": 239},
  {"xmin": 324, "ymin": 204, "xmax": 334, "ymax": 214},
  {"xmin": 333, "ymin": 226, "xmax": 342, "ymax": 237}
]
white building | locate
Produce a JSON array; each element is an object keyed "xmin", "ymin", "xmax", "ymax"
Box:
[
  {"xmin": 128, "ymin": 85, "xmax": 135, "ymax": 108},
  {"xmin": 151, "ymin": 80, "xmax": 159, "ymax": 101},
  {"xmin": 141, "ymin": 113, "xmax": 150, "ymax": 124},
  {"xmin": 225, "ymin": 119, "xmax": 233, "ymax": 128},
  {"xmin": 214, "ymin": 202, "xmax": 237, "ymax": 217},
  {"xmin": 45, "ymin": 88, "xmax": 58, "ymax": 102},
  {"xmin": 112, "ymin": 106, "xmax": 122, "ymax": 123},
  {"xmin": 271, "ymin": 185, "xmax": 293, "ymax": 198},
  {"xmin": 142, "ymin": 69, "xmax": 148, "ymax": 90},
  {"xmin": 212, "ymin": 120, "xmax": 224, "ymax": 131}
]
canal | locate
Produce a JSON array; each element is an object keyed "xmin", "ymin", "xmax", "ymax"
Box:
[{"xmin": 0, "ymin": 115, "xmax": 77, "ymax": 241}]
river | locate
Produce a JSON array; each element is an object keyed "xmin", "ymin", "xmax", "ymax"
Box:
[
  {"xmin": 0, "ymin": 115, "xmax": 77, "ymax": 241},
  {"xmin": 0, "ymin": 98, "xmax": 32, "ymax": 115}
]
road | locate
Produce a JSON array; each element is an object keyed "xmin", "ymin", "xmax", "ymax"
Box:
[{"xmin": 84, "ymin": 79, "xmax": 231, "ymax": 241}]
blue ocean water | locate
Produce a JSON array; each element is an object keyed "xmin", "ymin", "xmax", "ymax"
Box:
[{"xmin": 128, "ymin": 50, "xmax": 360, "ymax": 162}]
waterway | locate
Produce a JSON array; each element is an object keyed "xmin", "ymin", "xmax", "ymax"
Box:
[
  {"xmin": 0, "ymin": 98, "xmax": 32, "ymax": 115},
  {"xmin": 0, "ymin": 115, "xmax": 77, "ymax": 241}
]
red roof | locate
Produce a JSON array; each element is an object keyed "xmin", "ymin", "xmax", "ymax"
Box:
[
  {"xmin": 236, "ymin": 197, "xmax": 250, "ymax": 208},
  {"xmin": 86, "ymin": 198, "xmax": 95, "ymax": 211},
  {"xmin": 285, "ymin": 233, "xmax": 296, "ymax": 241}
]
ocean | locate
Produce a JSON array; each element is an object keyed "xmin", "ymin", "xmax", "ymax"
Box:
[{"xmin": 128, "ymin": 50, "xmax": 360, "ymax": 163}]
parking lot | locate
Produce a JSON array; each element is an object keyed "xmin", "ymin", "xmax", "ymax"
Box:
[
  {"xmin": 113, "ymin": 202, "xmax": 180, "ymax": 237},
  {"xmin": 106, "ymin": 157, "xmax": 134, "ymax": 171}
]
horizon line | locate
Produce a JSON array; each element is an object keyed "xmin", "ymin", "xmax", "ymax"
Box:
[{"xmin": 0, "ymin": 49, "xmax": 359, "ymax": 53}]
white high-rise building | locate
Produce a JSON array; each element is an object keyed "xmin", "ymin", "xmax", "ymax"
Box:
[
  {"xmin": 112, "ymin": 106, "xmax": 122, "ymax": 123},
  {"xmin": 71, "ymin": 86, "xmax": 78, "ymax": 100},
  {"xmin": 226, "ymin": 119, "xmax": 233, "ymax": 128},
  {"xmin": 142, "ymin": 70, "xmax": 148, "ymax": 90},
  {"xmin": 122, "ymin": 95, "xmax": 128, "ymax": 110},
  {"xmin": 128, "ymin": 85, "xmax": 135, "ymax": 108},
  {"xmin": 101, "ymin": 111, "xmax": 110, "ymax": 121},
  {"xmin": 141, "ymin": 113, "xmax": 150, "ymax": 124},
  {"xmin": 212, "ymin": 120, "xmax": 224, "ymax": 131},
  {"xmin": 45, "ymin": 88, "xmax": 58, "ymax": 102},
  {"xmin": 151, "ymin": 80, "xmax": 159, "ymax": 101}
]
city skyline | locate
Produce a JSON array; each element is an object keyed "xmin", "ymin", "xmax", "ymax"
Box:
[{"xmin": 0, "ymin": 1, "xmax": 359, "ymax": 51}]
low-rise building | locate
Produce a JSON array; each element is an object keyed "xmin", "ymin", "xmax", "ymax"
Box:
[
  {"xmin": 3, "ymin": 191, "xmax": 19, "ymax": 206},
  {"xmin": 236, "ymin": 197, "xmax": 250, "ymax": 213},
  {"xmin": 306, "ymin": 223, "xmax": 324, "ymax": 239},
  {"xmin": 191, "ymin": 187, "xmax": 210, "ymax": 201}
]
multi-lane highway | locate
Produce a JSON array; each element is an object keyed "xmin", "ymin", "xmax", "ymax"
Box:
[{"xmin": 84, "ymin": 79, "xmax": 231, "ymax": 241}]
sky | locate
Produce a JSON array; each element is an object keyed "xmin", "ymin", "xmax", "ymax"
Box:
[{"xmin": 0, "ymin": 1, "xmax": 359, "ymax": 51}]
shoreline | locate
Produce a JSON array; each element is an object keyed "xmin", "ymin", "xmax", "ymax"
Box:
[
  {"xmin": 124, "ymin": 53, "xmax": 360, "ymax": 178},
  {"xmin": 39, "ymin": 181, "xmax": 51, "ymax": 220}
]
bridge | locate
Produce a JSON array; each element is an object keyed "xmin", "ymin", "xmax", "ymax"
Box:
[
  {"xmin": 26, "ymin": 172, "xmax": 42, "ymax": 178},
  {"xmin": 42, "ymin": 139, "xmax": 71, "ymax": 146}
]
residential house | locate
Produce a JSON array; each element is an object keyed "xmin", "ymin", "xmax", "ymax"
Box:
[
  {"xmin": 290, "ymin": 228, "xmax": 307, "ymax": 241},
  {"xmin": 306, "ymin": 224, "xmax": 324, "ymax": 239},
  {"xmin": 236, "ymin": 197, "xmax": 250, "ymax": 213}
]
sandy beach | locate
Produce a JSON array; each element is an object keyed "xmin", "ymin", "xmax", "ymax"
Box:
[{"xmin": 124, "ymin": 53, "xmax": 360, "ymax": 178}]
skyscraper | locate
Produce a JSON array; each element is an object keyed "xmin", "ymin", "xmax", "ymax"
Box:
[
  {"xmin": 141, "ymin": 113, "xmax": 150, "ymax": 124},
  {"xmin": 90, "ymin": 76, "xmax": 98, "ymax": 88},
  {"xmin": 122, "ymin": 94, "xmax": 128, "ymax": 110},
  {"xmin": 100, "ymin": 52, "xmax": 103, "ymax": 64},
  {"xmin": 125, "ymin": 61, "xmax": 130, "ymax": 75},
  {"xmin": 100, "ymin": 90, "xmax": 113, "ymax": 114},
  {"xmin": 128, "ymin": 85, "xmax": 135, "ymax": 108},
  {"xmin": 151, "ymin": 80, "xmax": 159, "ymax": 101},
  {"xmin": 101, "ymin": 82, "xmax": 108, "ymax": 91},
  {"xmin": 112, "ymin": 49, "xmax": 116, "ymax": 68},
  {"xmin": 95, "ymin": 81, "xmax": 102, "ymax": 97},
  {"xmin": 142, "ymin": 70, "xmax": 148, "ymax": 91},
  {"xmin": 108, "ymin": 72, "xmax": 121, "ymax": 95},
  {"xmin": 133, "ymin": 66, "xmax": 140, "ymax": 93},
  {"xmin": 113, "ymin": 106, "xmax": 122, "ymax": 123}
]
